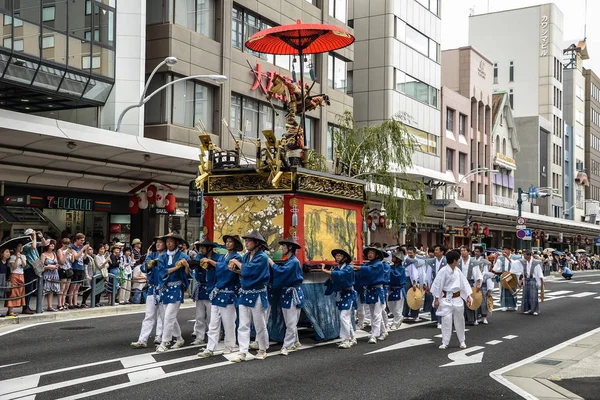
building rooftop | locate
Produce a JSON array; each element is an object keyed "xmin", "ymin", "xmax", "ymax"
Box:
[
  {"xmin": 492, "ymin": 92, "xmax": 506, "ymax": 125},
  {"xmin": 469, "ymin": 3, "xmax": 558, "ymax": 18}
]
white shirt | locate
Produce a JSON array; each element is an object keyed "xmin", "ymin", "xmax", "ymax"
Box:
[
  {"xmin": 431, "ymin": 265, "xmax": 472, "ymax": 306},
  {"xmin": 132, "ymin": 266, "xmax": 147, "ymax": 290},
  {"xmin": 9, "ymin": 255, "xmax": 25, "ymax": 274},
  {"xmin": 461, "ymin": 257, "xmax": 482, "ymax": 284}
]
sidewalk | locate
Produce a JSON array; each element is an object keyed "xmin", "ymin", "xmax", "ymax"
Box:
[{"xmin": 491, "ymin": 327, "xmax": 600, "ymax": 400}]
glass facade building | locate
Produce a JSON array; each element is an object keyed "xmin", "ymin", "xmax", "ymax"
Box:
[{"xmin": 0, "ymin": 0, "xmax": 115, "ymax": 112}]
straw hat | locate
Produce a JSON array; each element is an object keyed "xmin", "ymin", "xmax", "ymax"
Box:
[
  {"xmin": 362, "ymin": 246, "xmax": 384, "ymax": 260},
  {"xmin": 223, "ymin": 234, "xmax": 243, "ymax": 252},
  {"xmin": 331, "ymin": 249, "xmax": 352, "ymax": 263},
  {"xmin": 242, "ymin": 230, "xmax": 267, "ymax": 245},
  {"xmin": 406, "ymin": 287, "xmax": 424, "ymax": 310},
  {"xmin": 468, "ymin": 288, "xmax": 483, "ymax": 310},
  {"xmin": 278, "ymin": 237, "xmax": 301, "ymax": 250}
]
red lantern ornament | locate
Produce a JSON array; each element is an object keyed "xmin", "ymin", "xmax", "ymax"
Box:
[
  {"xmin": 137, "ymin": 190, "xmax": 148, "ymax": 210},
  {"xmin": 165, "ymin": 193, "xmax": 176, "ymax": 213},
  {"xmin": 463, "ymin": 227, "xmax": 470, "ymax": 237},
  {"xmin": 483, "ymin": 227, "xmax": 490, "ymax": 237},
  {"xmin": 147, "ymin": 184, "xmax": 157, "ymax": 204},
  {"xmin": 473, "ymin": 223, "xmax": 479, "ymax": 234},
  {"xmin": 379, "ymin": 215, "xmax": 386, "ymax": 227},
  {"xmin": 367, "ymin": 215, "xmax": 373, "ymax": 226},
  {"xmin": 540, "ymin": 231, "xmax": 546, "ymax": 240},
  {"xmin": 128, "ymin": 195, "xmax": 139, "ymax": 214}
]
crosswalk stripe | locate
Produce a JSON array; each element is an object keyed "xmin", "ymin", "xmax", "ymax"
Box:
[
  {"xmin": 595, "ymin": 296, "xmax": 600, "ymax": 299},
  {"xmin": 568, "ymin": 291, "xmax": 597, "ymax": 297},
  {"xmin": 545, "ymin": 290, "xmax": 573, "ymax": 296},
  {"xmin": 586, "ymin": 282, "xmax": 600, "ymax": 285},
  {"xmin": 570, "ymin": 281, "xmax": 591, "ymax": 284}
]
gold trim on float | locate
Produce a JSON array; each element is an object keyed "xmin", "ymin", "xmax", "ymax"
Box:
[{"xmin": 207, "ymin": 172, "xmax": 294, "ymax": 194}]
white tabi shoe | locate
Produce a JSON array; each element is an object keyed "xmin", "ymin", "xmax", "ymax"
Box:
[
  {"xmin": 191, "ymin": 338, "xmax": 205, "ymax": 346},
  {"xmin": 292, "ymin": 341, "xmax": 302, "ymax": 350},
  {"xmin": 156, "ymin": 342, "xmax": 170, "ymax": 353},
  {"xmin": 280, "ymin": 347, "xmax": 290, "ymax": 356},
  {"xmin": 523, "ymin": 310, "xmax": 531, "ymax": 314},
  {"xmin": 500, "ymin": 307, "xmax": 507, "ymax": 312},
  {"xmin": 255, "ymin": 350, "xmax": 268, "ymax": 360},
  {"xmin": 154, "ymin": 336, "xmax": 161, "ymax": 345},
  {"xmin": 437, "ymin": 323, "xmax": 442, "ymax": 329},
  {"xmin": 130, "ymin": 341, "xmax": 147, "ymax": 349},
  {"xmin": 223, "ymin": 346, "xmax": 238, "ymax": 354},
  {"xmin": 459, "ymin": 342, "xmax": 467, "ymax": 349},
  {"xmin": 197, "ymin": 349, "xmax": 214, "ymax": 358},
  {"xmin": 368, "ymin": 337, "xmax": 377, "ymax": 344},
  {"xmin": 350, "ymin": 338, "xmax": 357, "ymax": 346},
  {"xmin": 474, "ymin": 321, "xmax": 479, "ymax": 326},
  {"xmin": 389, "ymin": 324, "xmax": 399, "ymax": 331},
  {"xmin": 439, "ymin": 344, "xmax": 448, "ymax": 350},
  {"xmin": 482, "ymin": 318, "xmax": 489, "ymax": 325},
  {"xmin": 338, "ymin": 341, "xmax": 351, "ymax": 349},
  {"xmin": 171, "ymin": 337, "xmax": 185, "ymax": 349},
  {"xmin": 377, "ymin": 335, "xmax": 386, "ymax": 341},
  {"xmin": 249, "ymin": 341, "xmax": 259, "ymax": 350},
  {"xmin": 533, "ymin": 312, "xmax": 539, "ymax": 316},
  {"xmin": 231, "ymin": 352, "xmax": 247, "ymax": 363}
]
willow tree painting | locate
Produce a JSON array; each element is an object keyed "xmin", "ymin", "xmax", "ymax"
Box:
[
  {"xmin": 213, "ymin": 195, "xmax": 284, "ymax": 253},
  {"xmin": 304, "ymin": 204, "xmax": 357, "ymax": 262}
]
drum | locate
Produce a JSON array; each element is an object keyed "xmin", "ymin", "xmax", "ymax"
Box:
[
  {"xmin": 500, "ymin": 271, "xmax": 519, "ymax": 291},
  {"xmin": 407, "ymin": 287, "xmax": 424, "ymax": 311}
]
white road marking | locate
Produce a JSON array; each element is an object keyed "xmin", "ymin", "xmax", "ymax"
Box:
[
  {"xmin": 568, "ymin": 292, "xmax": 597, "ymax": 298},
  {"xmin": 502, "ymin": 335, "xmax": 518, "ymax": 339},
  {"xmin": 595, "ymin": 296, "xmax": 600, "ymax": 299},
  {"xmin": 0, "ymin": 376, "xmax": 40, "ymax": 396},
  {"xmin": 544, "ymin": 290, "xmax": 573, "ymax": 296},
  {"xmin": 570, "ymin": 280, "xmax": 591, "ymax": 284},
  {"xmin": 0, "ymin": 362, "xmax": 29, "ymax": 370},
  {"xmin": 440, "ymin": 346, "xmax": 485, "ymax": 367},
  {"xmin": 364, "ymin": 338, "xmax": 435, "ymax": 355},
  {"xmin": 121, "ymin": 354, "xmax": 156, "ymax": 369},
  {"xmin": 587, "ymin": 281, "xmax": 600, "ymax": 284},
  {"xmin": 127, "ymin": 367, "xmax": 165, "ymax": 383},
  {"xmin": 489, "ymin": 327, "xmax": 600, "ymax": 400},
  {"xmin": 486, "ymin": 340, "xmax": 503, "ymax": 345}
]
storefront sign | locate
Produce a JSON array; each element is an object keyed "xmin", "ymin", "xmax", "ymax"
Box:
[
  {"xmin": 46, "ymin": 196, "xmax": 112, "ymax": 212},
  {"xmin": 540, "ymin": 15, "xmax": 549, "ymax": 57},
  {"xmin": 153, "ymin": 208, "xmax": 173, "ymax": 215},
  {"xmin": 110, "ymin": 224, "xmax": 121, "ymax": 233},
  {"xmin": 496, "ymin": 153, "xmax": 515, "ymax": 165},
  {"xmin": 477, "ymin": 60, "xmax": 486, "ymax": 79},
  {"xmin": 250, "ymin": 63, "xmax": 289, "ymax": 101}
]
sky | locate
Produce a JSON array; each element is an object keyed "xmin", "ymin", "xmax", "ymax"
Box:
[{"xmin": 441, "ymin": 0, "xmax": 600, "ymax": 71}]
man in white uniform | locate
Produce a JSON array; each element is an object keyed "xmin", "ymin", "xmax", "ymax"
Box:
[
  {"xmin": 459, "ymin": 246, "xmax": 482, "ymax": 326},
  {"xmin": 431, "ymin": 250, "xmax": 473, "ymax": 350}
]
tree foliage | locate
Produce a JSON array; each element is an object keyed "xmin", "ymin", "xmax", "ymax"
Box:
[{"xmin": 330, "ymin": 110, "xmax": 426, "ymax": 228}]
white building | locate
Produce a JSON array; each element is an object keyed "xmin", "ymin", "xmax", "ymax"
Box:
[
  {"xmin": 491, "ymin": 91, "xmax": 520, "ymax": 210},
  {"xmin": 469, "ymin": 4, "xmax": 565, "ymax": 218}
]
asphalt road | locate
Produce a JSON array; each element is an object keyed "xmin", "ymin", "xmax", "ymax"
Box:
[{"xmin": 1, "ymin": 271, "xmax": 599, "ymax": 400}]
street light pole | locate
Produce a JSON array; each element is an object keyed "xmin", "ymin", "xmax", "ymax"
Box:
[
  {"xmin": 115, "ymin": 56, "xmax": 228, "ymax": 132},
  {"xmin": 517, "ymin": 187, "xmax": 523, "ymax": 251}
]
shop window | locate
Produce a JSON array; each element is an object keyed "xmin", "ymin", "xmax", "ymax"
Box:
[
  {"xmin": 175, "ymin": 0, "xmax": 216, "ymax": 40},
  {"xmin": 329, "ymin": 0, "xmax": 347, "ymax": 23}
]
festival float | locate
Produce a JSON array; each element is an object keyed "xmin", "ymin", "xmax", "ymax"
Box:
[{"xmin": 194, "ymin": 21, "xmax": 362, "ymax": 341}]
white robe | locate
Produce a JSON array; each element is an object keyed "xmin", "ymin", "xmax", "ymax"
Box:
[
  {"xmin": 431, "ymin": 266, "xmax": 473, "ymax": 307},
  {"xmin": 524, "ymin": 260, "xmax": 544, "ymax": 288}
]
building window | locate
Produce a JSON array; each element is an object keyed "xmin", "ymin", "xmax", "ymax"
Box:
[
  {"xmin": 329, "ymin": 0, "xmax": 347, "ymax": 23},
  {"xmin": 82, "ymin": 56, "xmax": 101, "ymax": 69},
  {"xmin": 446, "ymin": 148, "xmax": 454, "ymax": 171},
  {"xmin": 275, "ymin": 54, "xmax": 316, "ymax": 80},
  {"xmin": 593, "ymin": 109, "xmax": 600, "ymax": 127},
  {"xmin": 84, "ymin": 30, "xmax": 100, "ymax": 42},
  {"xmin": 576, "ymin": 85, "xmax": 584, "ymax": 100},
  {"xmin": 459, "ymin": 113, "xmax": 466, "ymax": 136},
  {"xmin": 175, "ymin": 0, "xmax": 216, "ymax": 39},
  {"xmin": 405, "ymin": 25, "xmax": 429, "ymax": 56},
  {"xmin": 85, "ymin": 0, "xmax": 92, "ymax": 15},
  {"xmin": 458, "ymin": 152, "xmax": 467, "ymax": 175},
  {"xmin": 171, "ymin": 79, "xmax": 214, "ymax": 131},
  {"xmin": 42, "ymin": 6, "xmax": 55, "ymax": 22},
  {"xmin": 327, "ymin": 124, "xmax": 337, "ymax": 160},
  {"xmin": 328, "ymin": 54, "xmax": 348, "ymax": 93},
  {"xmin": 395, "ymin": 69, "xmax": 438, "ymax": 108},
  {"xmin": 509, "ymin": 61, "xmax": 514, "ymax": 82},
  {"xmin": 592, "ymin": 83, "xmax": 600, "ymax": 103},
  {"xmin": 446, "ymin": 108, "xmax": 454, "ymax": 132},
  {"xmin": 42, "ymin": 35, "xmax": 55, "ymax": 49},
  {"xmin": 493, "ymin": 63, "xmax": 498, "ymax": 84},
  {"xmin": 509, "ymin": 89, "xmax": 514, "ymax": 109},
  {"xmin": 407, "ymin": 126, "xmax": 438, "ymax": 155},
  {"xmin": 576, "ymin": 110, "xmax": 584, "ymax": 125},
  {"xmin": 231, "ymin": 6, "xmax": 275, "ymax": 63}
]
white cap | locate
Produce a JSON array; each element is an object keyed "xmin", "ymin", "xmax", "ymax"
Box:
[{"xmin": 24, "ymin": 229, "xmax": 35, "ymax": 235}]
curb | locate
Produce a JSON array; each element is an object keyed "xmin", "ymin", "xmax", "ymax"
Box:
[{"xmin": 0, "ymin": 303, "xmax": 196, "ymax": 328}]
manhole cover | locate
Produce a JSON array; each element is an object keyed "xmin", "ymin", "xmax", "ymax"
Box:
[
  {"xmin": 59, "ymin": 326, "xmax": 94, "ymax": 331},
  {"xmin": 535, "ymin": 359, "xmax": 562, "ymax": 366}
]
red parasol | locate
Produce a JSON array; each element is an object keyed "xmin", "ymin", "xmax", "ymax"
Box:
[{"xmin": 245, "ymin": 20, "xmax": 354, "ymax": 147}]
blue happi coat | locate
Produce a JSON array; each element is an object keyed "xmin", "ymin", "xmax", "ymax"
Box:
[
  {"xmin": 157, "ymin": 250, "xmax": 190, "ymax": 304},
  {"xmin": 389, "ymin": 263, "xmax": 407, "ymax": 301},
  {"xmin": 324, "ymin": 263, "xmax": 357, "ymax": 311},
  {"xmin": 141, "ymin": 251, "xmax": 163, "ymax": 301},
  {"xmin": 359, "ymin": 259, "xmax": 386, "ymax": 305},
  {"xmin": 272, "ymin": 254, "xmax": 305, "ymax": 309},
  {"xmin": 210, "ymin": 251, "xmax": 242, "ymax": 307},
  {"xmin": 239, "ymin": 248, "xmax": 270, "ymax": 309},
  {"xmin": 193, "ymin": 252, "xmax": 220, "ymax": 301}
]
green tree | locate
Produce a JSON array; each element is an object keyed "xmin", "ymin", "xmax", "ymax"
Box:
[{"xmin": 329, "ymin": 110, "xmax": 426, "ymax": 228}]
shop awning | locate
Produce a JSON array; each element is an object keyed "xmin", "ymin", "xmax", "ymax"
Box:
[
  {"xmin": 403, "ymin": 165, "xmax": 456, "ymax": 185},
  {"xmin": 426, "ymin": 199, "xmax": 600, "ymax": 237},
  {"xmin": 0, "ymin": 109, "xmax": 199, "ymax": 193}
]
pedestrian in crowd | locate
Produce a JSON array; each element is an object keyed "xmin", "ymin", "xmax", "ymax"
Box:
[
  {"xmin": 107, "ymin": 245, "xmax": 122, "ymax": 304},
  {"xmin": 431, "ymin": 249, "xmax": 473, "ymax": 350},
  {"xmin": 5, "ymin": 244, "xmax": 27, "ymax": 317},
  {"xmin": 562, "ymin": 265, "xmax": 573, "ymax": 280},
  {"xmin": 56, "ymin": 238, "xmax": 73, "ymax": 311},
  {"xmin": 119, "ymin": 247, "xmax": 134, "ymax": 305},
  {"xmin": 321, "ymin": 248, "xmax": 357, "ymax": 349},
  {"xmin": 41, "ymin": 240, "xmax": 60, "ymax": 312},
  {"xmin": 131, "ymin": 262, "xmax": 147, "ymax": 304},
  {"xmin": 0, "ymin": 247, "xmax": 11, "ymax": 317},
  {"xmin": 22, "ymin": 229, "xmax": 48, "ymax": 314},
  {"xmin": 131, "ymin": 239, "xmax": 143, "ymax": 263},
  {"xmin": 80, "ymin": 247, "xmax": 97, "ymax": 308},
  {"xmin": 68, "ymin": 233, "xmax": 89, "ymax": 309},
  {"xmin": 93, "ymin": 245, "xmax": 109, "ymax": 307}
]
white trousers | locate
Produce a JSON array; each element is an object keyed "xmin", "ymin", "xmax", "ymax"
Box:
[
  {"xmin": 161, "ymin": 302, "xmax": 182, "ymax": 343},
  {"xmin": 441, "ymin": 303, "xmax": 466, "ymax": 346},
  {"xmin": 206, "ymin": 304, "xmax": 237, "ymax": 352},
  {"xmin": 138, "ymin": 298, "xmax": 165, "ymax": 342},
  {"xmin": 388, "ymin": 300, "xmax": 404, "ymax": 326},
  {"xmin": 339, "ymin": 309, "xmax": 354, "ymax": 341},
  {"xmin": 193, "ymin": 299, "xmax": 212, "ymax": 339},
  {"xmin": 380, "ymin": 301, "xmax": 389, "ymax": 333},
  {"xmin": 357, "ymin": 299, "xmax": 371, "ymax": 327},
  {"xmin": 238, "ymin": 302, "xmax": 269, "ymax": 353},
  {"xmin": 368, "ymin": 302, "xmax": 383, "ymax": 338},
  {"xmin": 118, "ymin": 279, "xmax": 131, "ymax": 303},
  {"xmin": 281, "ymin": 306, "xmax": 301, "ymax": 349}
]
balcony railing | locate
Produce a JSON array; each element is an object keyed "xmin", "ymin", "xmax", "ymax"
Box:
[{"xmin": 492, "ymin": 194, "xmax": 516, "ymax": 209}]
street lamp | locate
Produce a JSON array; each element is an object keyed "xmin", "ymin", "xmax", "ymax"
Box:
[
  {"xmin": 563, "ymin": 199, "xmax": 597, "ymax": 216},
  {"xmin": 115, "ymin": 56, "xmax": 228, "ymax": 132},
  {"xmin": 457, "ymin": 167, "xmax": 499, "ymax": 185}
]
